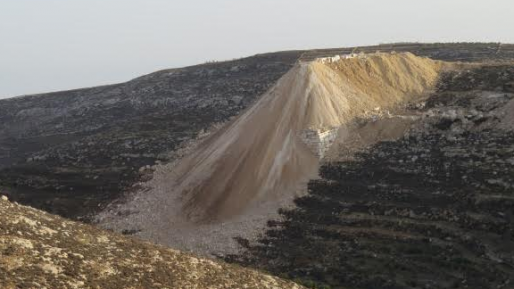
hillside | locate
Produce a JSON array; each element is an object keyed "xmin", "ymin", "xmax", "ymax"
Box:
[
  {"xmin": 1, "ymin": 42, "xmax": 514, "ymax": 289},
  {"xmin": 0, "ymin": 195, "xmax": 304, "ymax": 289},
  {"xmin": 2, "ymin": 43, "xmax": 514, "ymax": 221}
]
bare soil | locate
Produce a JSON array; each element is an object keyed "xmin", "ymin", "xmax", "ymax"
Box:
[{"xmin": 98, "ymin": 53, "xmax": 446, "ymax": 258}]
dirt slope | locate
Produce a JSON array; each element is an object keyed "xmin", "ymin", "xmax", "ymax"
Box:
[
  {"xmin": 0, "ymin": 196, "xmax": 304, "ymax": 289},
  {"xmin": 176, "ymin": 53, "xmax": 444, "ymax": 221},
  {"xmin": 99, "ymin": 53, "xmax": 446, "ymax": 256}
]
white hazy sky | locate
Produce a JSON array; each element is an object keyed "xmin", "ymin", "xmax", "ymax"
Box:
[{"xmin": 1, "ymin": 0, "xmax": 514, "ymax": 98}]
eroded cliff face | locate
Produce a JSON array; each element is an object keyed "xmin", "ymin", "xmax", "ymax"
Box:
[{"xmin": 0, "ymin": 196, "xmax": 304, "ymax": 289}]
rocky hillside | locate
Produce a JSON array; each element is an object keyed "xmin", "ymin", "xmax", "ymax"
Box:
[
  {"xmin": 0, "ymin": 195, "xmax": 304, "ymax": 289},
  {"xmin": 1, "ymin": 43, "xmax": 514, "ymax": 221},
  {"xmin": 1, "ymin": 43, "xmax": 514, "ymax": 289},
  {"xmin": 227, "ymin": 64, "xmax": 514, "ymax": 289}
]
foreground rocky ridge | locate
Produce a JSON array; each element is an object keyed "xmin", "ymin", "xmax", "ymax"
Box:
[
  {"xmin": 227, "ymin": 64, "xmax": 514, "ymax": 289},
  {"xmin": 0, "ymin": 196, "xmax": 304, "ymax": 289},
  {"xmin": 2, "ymin": 43, "xmax": 514, "ymax": 221}
]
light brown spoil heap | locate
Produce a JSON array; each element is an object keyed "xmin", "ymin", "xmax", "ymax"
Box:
[
  {"xmin": 142, "ymin": 53, "xmax": 443, "ymax": 219},
  {"xmin": 0, "ymin": 196, "xmax": 304, "ymax": 289},
  {"xmin": 178, "ymin": 53, "xmax": 444, "ymax": 221},
  {"xmin": 98, "ymin": 52, "xmax": 447, "ymax": 257}
]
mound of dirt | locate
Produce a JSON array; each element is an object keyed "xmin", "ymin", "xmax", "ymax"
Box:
[
  {"xmin": 0, "ymin": 196, "xmax": 303, "ymax": 289},
  {"xmin": 182, "ymin": 53, "xmax": 443, "ymax": 220},
  {"xmin": 98, "ymin": 53, "xmax": 446, "ymax": 256}
]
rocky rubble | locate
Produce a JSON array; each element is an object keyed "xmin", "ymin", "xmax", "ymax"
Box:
[{"xmin": 0, "ymin": 196, "xmax": 304, "ymax": 289}]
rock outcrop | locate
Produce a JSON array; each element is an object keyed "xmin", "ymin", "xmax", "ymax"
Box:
[
  {"xmin": 299, "ymin": 128, "xmax": 339, "ymax": 159},
  {"xmin": 0, "ymin": 196, "xmax": 303, "ymax": 289}
]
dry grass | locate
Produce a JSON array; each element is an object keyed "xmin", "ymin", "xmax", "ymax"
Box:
[{"xmin": 0, "ymin": 196, "xmax": 303, "ymax": 289}]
